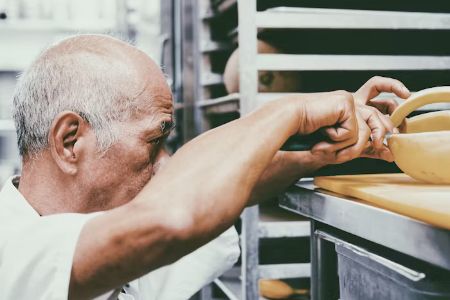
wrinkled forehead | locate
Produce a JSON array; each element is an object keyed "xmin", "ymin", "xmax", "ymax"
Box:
[
  {"xmin": 125, "ymin": 49, "xmax": 174, "ymax": 115},
  {"xmin": 134, "ymin": 77, "xmax": 173, "ymax": 120}
]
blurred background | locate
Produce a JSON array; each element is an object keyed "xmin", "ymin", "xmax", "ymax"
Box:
[{"xmin": 0, "ymin": 0, "xmax": 160, "ymax": 182}]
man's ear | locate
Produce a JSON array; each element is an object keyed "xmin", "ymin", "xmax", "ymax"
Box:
[{"xmin": 48, "ymin": 111, "xmax": 90, "ymax": 175}]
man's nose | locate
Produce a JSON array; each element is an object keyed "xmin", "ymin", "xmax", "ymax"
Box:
[{"xmin": 153, "ymin": 148, "xmax": 171, "ymax": 175}]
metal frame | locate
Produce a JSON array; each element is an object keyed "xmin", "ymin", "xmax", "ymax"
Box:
[
  {"xmin": 280, "ymin": 180, "xmax": 450, "ymax": 299},
  {"xmin": 257, "ymin": 54, "xmax": 450, "ymax": 71},
  {"xmin": 237, "ymin": 0, "xmax": 260, "ymax": 299},
  {"xmin": 256, "ymin": 7, "xmax": 450, "ymax": 29},
  {"xmin": 281, "ymin": 181, "xmax": 450, "ymax": 270},
  {"xmin": 180, "ymin": 0, "xmax": 202, "ymax": 142},
  {"xmin": 310, "ymin": 222, "xmax": 339, "ymax": 300}
]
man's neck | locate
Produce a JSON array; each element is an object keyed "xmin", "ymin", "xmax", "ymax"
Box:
[{"xmin": 19, "ymin": 153, "xmax": 84, "ymax": 215}]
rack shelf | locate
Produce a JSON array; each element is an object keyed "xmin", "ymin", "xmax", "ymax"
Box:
[
  {"xmin": 196, "ymin": 90, "xmax": 450, "ymax": 116},
  {"xmin": 257, "ymin": 92, "xmax": 450, "ymax": 111},
  {"xmin": 201, "ymin": 40, "xmax": 234, "ymax": 53},
  {"xmin": 257, "ymin": 54, "xmax": 450, "ymax": 71},
  {"xmin": 197, "ymin": 93, "xmax": 240, "ymax": 114},
  {"xmin": 256, "ymin": 7, "xmax": 450, "ymax": 29},
  {"xmin": 259, "ymin": 263, "xmax": 311, "ymax": 279},
  {"xmin": 259, "ymin": 205, "xmax": 310, "ymax": 238},
  {"xmin": 214, "ymin": 278, "xmax": 242, "ymax": 300},
  {"xmin": 201, "ymin": 73, "xmax": 224, "ymax": 86}
]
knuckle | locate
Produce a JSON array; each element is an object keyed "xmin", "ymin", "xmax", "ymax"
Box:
[
  {"xmin": 381, "ymin": 113, "xmax": 392, "ymax": 123},
  {"xmin": 367, "ymin": 106, "xmax": 378, "ymax": 113},
  {"xmin": 362, "ymin": 123, "xmax": 371, "ymax": 134},
  {"xmin": 334, "ymin": 90, "xmax": 353, "ymax": 103},
  {"xmin": 370, "ymin": 75, "xmax": 383, "ymax": 82},
  {"xmin": 385, "ymin": 98, "xmax": 397, "ymax": 105}
]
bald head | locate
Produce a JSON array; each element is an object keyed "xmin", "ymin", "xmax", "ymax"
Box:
[{"xmin": 13, "ymin": 34, "xmax": 171, "ymax": 157}]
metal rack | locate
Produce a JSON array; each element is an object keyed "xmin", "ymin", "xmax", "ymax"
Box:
[
  {"xmin": 167, "ymin": 0, "xmax": 450, "ymax": 299},
  {"xmin": 235, "ymin": 1, "xmax": 450, "ymax": 299}
]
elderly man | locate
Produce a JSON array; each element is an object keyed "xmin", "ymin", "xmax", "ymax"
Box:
[{"xmin": 0, "ymin": 35, "xmax": 410, "ymax": 300}]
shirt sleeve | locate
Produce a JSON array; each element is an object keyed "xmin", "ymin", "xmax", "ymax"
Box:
[
  {"xmin": 138, "ymin": 226, "xmax": 241, "ymax": 300},
  {"xmin": 0, "ymin": 213, "xmax": 98, "ymax": 300}
]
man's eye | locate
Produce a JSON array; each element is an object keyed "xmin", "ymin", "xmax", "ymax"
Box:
[{"xmin": 150, "ymin": 138, "xmax": 161, "ymax": 145}]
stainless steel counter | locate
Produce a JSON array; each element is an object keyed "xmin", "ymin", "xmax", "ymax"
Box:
[{"xmin": 279, "ymin": 179, "xmax": 450, "ymax": 300}]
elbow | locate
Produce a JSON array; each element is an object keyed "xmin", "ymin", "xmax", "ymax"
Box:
[
  {"xmin": 124, "ymin": 199, "xmax": 207, "ymax": 264},
  {"xmin": 128, "ymin": 197, "xmax": 197, "ymax": 242},
  {"xmin": 154, "ymin": 208, "xmax": 212, "ymax": 261},
  {"xmin": 158, "ymin": 207, "xmax": 198, "ymax": 244}
]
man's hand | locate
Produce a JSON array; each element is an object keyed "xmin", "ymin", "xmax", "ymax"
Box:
[
  {"xmin": 305, "ymin": 76, "xmax": 410, "ymax": 164},
  {"xmin": 354, "ymin": 75, "xmax": 410, "ymax": 112},
  {"xmin": 291, "ymin": 91, "xmax": 359, "ymax": 163},
  {"xmin": 247, "ymin": 91, "xmax": 359, "ymax": 204},
  {"xmin": 247, "ymin": 77, "xmax": 410, "ymax": 204},
  {"xmin": 354, "ymin": 76, "xmax": 410, "ymax": 161}
]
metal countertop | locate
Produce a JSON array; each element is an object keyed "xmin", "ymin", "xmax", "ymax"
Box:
[{"xmin": 279, "ymin": 179, "xmax": 450, "ymax": 271}]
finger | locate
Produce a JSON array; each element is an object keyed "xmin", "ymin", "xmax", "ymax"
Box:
[
  {"xmin": 335, "ymin": 97, "xmax": 359, "ymax": 140},
  {"xmin": 307, "ymin": 148, "xmax": 341, "ymax": 166},
  {"xmin": 312, "ymin": 120, "xmax": 359, "ymax": 153},
  {"xmin": 377, "ymin": 110, "xmax": 395, "ymax": 134},
  {"xmin": 334, "ymin": 113, "xmax": 371, "ymax": 163},
  {"xmin": 362, "ymin": 146, "xmax": 394, "ymax": 162},
  {"xmin": 311, "ymin": 138, "xmax": 355, "ymax": 154},
  {"xmin": 368, "ymin": 98, "xmax": 399, "ymax": 115},
  {"xmin": 358, "ymin": 105, "xmax": 387, "ymax": 150},
  {"xmin": 322, "ymin": 125, "xmax": 354, "ymax": 142},
  {"xmin": 354, "ymin": 76, "xmax": 410, "ymax": 104}
]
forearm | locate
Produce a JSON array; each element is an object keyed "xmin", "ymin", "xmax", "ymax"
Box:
[
  {"xmin": 247, "ymin": 151, "xmax": 327, "ymax": 205},
  {"xmin": 139, "ymin": 98, "xmax": 302, "ymax": 238}
]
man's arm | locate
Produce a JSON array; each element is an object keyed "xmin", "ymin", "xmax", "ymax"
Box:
[
  {"xmin": 247, "ymin": 151, "xmax": 326, "ymax": 205},
  {"xmin": 69, "ymin": 91, "xmax": 357, "ymax": 299},
  {"xmin": 246, "ymin": 76, "xmax": 412, "ymax": 205}
]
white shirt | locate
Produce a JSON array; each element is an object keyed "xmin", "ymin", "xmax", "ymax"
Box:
[{"xmin": 0, "ymin": 176, "xmax": 240, "ymax": 300}]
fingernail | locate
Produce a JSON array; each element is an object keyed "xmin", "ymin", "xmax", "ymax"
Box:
[{"xmin": 393, "ymin": 128, "xmax": 400, "ymax": 134}]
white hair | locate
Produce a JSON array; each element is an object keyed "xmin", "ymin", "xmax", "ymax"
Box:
[{"xmin": 12, "ymin": 35, "xmax": 142, "ymax": 157}]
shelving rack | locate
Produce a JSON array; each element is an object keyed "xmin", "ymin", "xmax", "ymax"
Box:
[
  {"xmin": 163, "ymin": 0, "xmax": 450, "ymax": 299},
  {"xmin": 236, "ymin": 1, "xmax": 450, "ymax": 300}
]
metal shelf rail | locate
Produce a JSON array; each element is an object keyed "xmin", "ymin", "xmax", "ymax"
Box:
[
  {"xmin": 257, "ymin": 54, "xmax": 450, "ymax": 71},
  {"xmin": 256, "ymin": 7, "xmax": 450, "ymax": 29}
]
